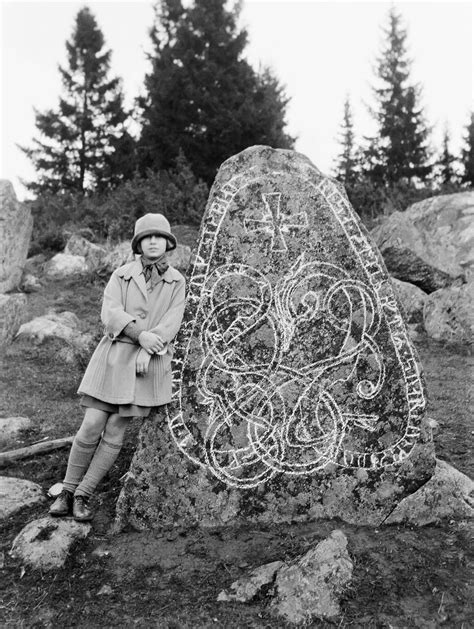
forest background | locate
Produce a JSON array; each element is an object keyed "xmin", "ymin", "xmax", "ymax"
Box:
[{"xmin": 10, "ymin": 0, "xmax": 474, "ymax": 255}]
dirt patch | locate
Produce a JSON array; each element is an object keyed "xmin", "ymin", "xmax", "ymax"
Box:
[{"xmin": 0, "ymin": 276, "xmax": 473, "ymax": 627}]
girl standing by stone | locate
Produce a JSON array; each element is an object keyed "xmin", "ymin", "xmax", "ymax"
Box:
[{"xmin": 49, "ymin": 214, "xmax": 186, "ymax": 521}]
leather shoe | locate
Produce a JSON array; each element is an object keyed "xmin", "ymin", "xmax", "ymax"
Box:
[
  {"xmin": 73, "ymin": 495, "xmax": 93, "ymax": 522},
  {"xmin": 49, "ymin": 489, "xmax": 73, "ymax": 517}
]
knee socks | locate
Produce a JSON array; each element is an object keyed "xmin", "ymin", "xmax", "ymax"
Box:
[
  {"xmin": 63, "ymin": 436, "xmax": 99, "ymax": 493},
  {"xmin": 75, "ymin": 438, "xmax": 123, "ymax": 498}
]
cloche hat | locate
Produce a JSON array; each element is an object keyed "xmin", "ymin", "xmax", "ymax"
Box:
[{"xmin": 131, "ymin": 213, "xmax": 177, "ymax": 254}]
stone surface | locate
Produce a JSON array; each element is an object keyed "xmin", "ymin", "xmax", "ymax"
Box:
[
  {"xmin": 45, "ymin": 253, "xmax": 89, "ymax": 278},
  {"xmin": 423, "ymin": 281, "xmax": 474, "ymax": 344},
  {"xmin": 0, "ymin": 476, "xmax": 46, "ymax": 519},
  {"xmin": 371, "ymin": 191, "xmax": 474, "ymax": 288},
  {"xmin": 386, "ymin": 459, "xmax": 474, "ymax": 525},
  {"xmin": 64, "ymin": 234, "xmax": 107, "ymax": 270},
  {"xmin": 116, "ymin": 146, "xmax": 435, "ymax": 531},
  {"xmin": 0, "ymin": 416, "xmax": 32, "ymax": 450},
  {"xmin": 217, "ymin": 561, "xmax": 285, "ymax": 602},
  {"xmin": 269, "ymin": 530, "xmax": 353, "ymax": 623},
  {"xmin": 0, "ymin": 292, "xmax": 27, "ymax": 347},
  {"xmin": 391, "ymin": 278, "xmax": 428, "ymax": 324},
  {"xmin": 10, "ymin": 516, "xmax": 91, "ymax": 570},
  {"xmin": 0, "ymin": 180, "xmax": 34, "ymax": 292}
]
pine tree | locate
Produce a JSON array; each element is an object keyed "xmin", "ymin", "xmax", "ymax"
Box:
[
  {"xmin": 460, "ymin": 112, "xmax": 474, "ymax": 187},
  {"xmin": 436, "ymin": 124, "xmax": 457, "ymax": 185},
  {"xmin": 364, "ymin": 8, "xmax": 432, "ymax": 185},
  {"xmin": 138, "ymin": 0, "xmax": 294, "ymax": 184},
  {"xmin": 21, "ymin": 7, "xmax": 133, "ymax": 194},
  {"xmin": 333, "ymin": 96, "xmax": 359, "ymax": 185}
]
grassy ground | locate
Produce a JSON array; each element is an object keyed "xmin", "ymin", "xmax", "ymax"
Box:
[{"xmin": 1, "ymin": 273, "xmax": 473, "ymax": 628}]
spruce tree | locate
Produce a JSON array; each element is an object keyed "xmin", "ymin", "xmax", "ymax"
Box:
[
  {"xmin": 21, "ymin": 7, "xmax": 133, "ymax": 194},
  {"xmin": 460, "ymin": 112, "xmax": 474, "ymax": 187},
  {"xmin": 364, "ymin": 8, "xmax": 432, "ymax": 185},
  {"xmin": 436, "ymin": 124, "xmax": 457, "ymax": 185},
  {"xmin": 333, "ymin": 96, "xmax": 359, "ymax": 185},
  {"xmin": 138, "ymin": 0, "xmax": 294, "ymax": 184}
]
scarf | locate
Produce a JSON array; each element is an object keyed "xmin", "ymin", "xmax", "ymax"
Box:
[{"xmin": 141, "ymin": 254, "xmax": 169, "ymax": 292}]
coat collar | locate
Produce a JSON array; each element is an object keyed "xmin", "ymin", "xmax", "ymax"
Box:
[{"xmin": 118, "ymin": 259, "xmax": 181, "ymax": 285}]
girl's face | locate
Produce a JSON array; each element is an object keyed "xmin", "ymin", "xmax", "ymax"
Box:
[{"xmin": 140, "ymin": 234, "xmax": 167, "ymax": 260}]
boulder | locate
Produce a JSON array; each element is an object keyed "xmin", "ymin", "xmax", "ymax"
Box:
[
  {"xmin": 16, "ymin": 310, "xmax": 81, "ymax": 344},
  {"xmin": 0, "ymin": 416, "xmax": 32, "ymax": 450},
  {"xmin": 391, "ymin": 278, "xmax": 428, "ymax": 323},
  {"xmin": 386, "ymin": 459, "xmax": 474, "ymax": 525},
  {"xmin": 0, "ymin": 292, "xmax": 27, "ymax": 347},
  {"xmin": 45, "ymin": 253, "xmax": 88, "ymax": 278},
  {"xmin": 0, "ymin": 180, "xmax": 34, "ymax": 292},
  {"xmin": 217, "ymin": 561, "xmax": 285, "ymax": 602},
  {"xmin": 270, "ymin": 530, "xmax": 353, "ymax": 623},
  {"xmin": 371, "ymin": 191, "xmax": 474, "ymax": 290},
  {"xmin": 167, "ymin": 244, "xmax": 192, "ymax": 272},
  {"xmin": 423, "ymin": 281, "xmax": 474, "ymax": 344},
  {"xmin": 0, "ymin": 476, "xmax": 45, "ymax": 519},
  {"xmin": 116, "ymin": 146, "xmax": 435, "ymax": 531},
  {"xmin": 95, "ymin": 242, "xmax": 134, "ymax": 278},
  {"xmin": 64, "ymin": 234, "xmax": 107, "ymax": 270},
  {"xmin": 10, "ymin": 516, "xmax": 91, "ymax": 570}
]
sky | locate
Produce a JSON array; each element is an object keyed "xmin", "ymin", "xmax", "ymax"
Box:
[{"xmin": 1, "ymin": 0, "xmax": 473, "ymax": 200}]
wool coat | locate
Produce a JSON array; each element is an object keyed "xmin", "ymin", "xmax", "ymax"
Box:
[{"xmin": 78, "ymin": 258, "xmax": 186, "ymax": 406}]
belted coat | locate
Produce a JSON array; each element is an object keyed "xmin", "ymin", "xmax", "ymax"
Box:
[{"xmin": 78, "ymin": 259, "xmax": 186, "ymax": 406}]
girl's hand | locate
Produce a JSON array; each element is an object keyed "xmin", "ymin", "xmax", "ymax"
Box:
[
  {"xmin": 138, "ymin": 331, "xmax": 164, "ymax": 354},
  {"xmin": 136, "ymin": 348, "xmax": 152, "ymax": 375}
]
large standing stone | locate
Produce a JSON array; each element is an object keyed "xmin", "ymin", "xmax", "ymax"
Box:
[
  {"xmin": 0, "ymin": 293, "xmax": 27, "ymax": 347},
  {"xmin": 116, "ymin": 146, "xmax": 435, "ymax": 530},
  {"xmin": 0, "ymin": 180, "xmax": 33, "ymax": 293},
  {"xmin": 371, "ymin": 191, "xmax": 474, "ymax": 289}
]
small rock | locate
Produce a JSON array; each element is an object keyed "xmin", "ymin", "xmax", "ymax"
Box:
[
  {"xmin": 64, "ymin": 234, "xmax": 107, "ymax": 271},
  {"xmin": 270, "ymin": 530, "xmax": 353, "ymax": 623},
  {"xmin": 91, "ymin": 546, "xmax": 110, "ymax": 558},
  {"xmin": 217, "ymin": 561, "xmax": 286, "ymax": 602},
  {"xmin": 0, "ymin": 416, "xmax": 32, "ymax": 450},
  {"xmin": 45, "ymin": 253, "xmax": 88, "ymax": 278},
  {"xmin": 21, "ymin": 273, "xmax": 42, "ymax": 293},
  {"xmin": 386, "ymin": 459, "xmax": 474, "ymax": 525},
  {"xmin": 97, "ymin": 584, "xmax": 113, "ymax": 595},
  {"xmin": 10, "ymin": 516, "xmax": 91, "ymax": 570},
  {"xmin": 47, "ymin": 482, "xmax": 64, "ymax": 498},
  {"xmin": 0, "ymin": 476, "xmax": 46, "ymax": 520}
]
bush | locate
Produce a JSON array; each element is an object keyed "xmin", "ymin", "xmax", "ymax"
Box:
[{"xmin": 28, "ymin": 153, "xmax": 209, "ymax": 254}]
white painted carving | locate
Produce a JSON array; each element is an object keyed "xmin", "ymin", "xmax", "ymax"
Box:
[{"xmin": 168, "ymin": 174, "xmax": 426, "ymax": 488}]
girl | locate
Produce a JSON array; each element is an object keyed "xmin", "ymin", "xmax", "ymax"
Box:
[{"xmin": 49, "ymin": 213, "xmax": 186, "ymax": 521}]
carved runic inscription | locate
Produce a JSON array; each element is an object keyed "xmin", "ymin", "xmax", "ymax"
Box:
[{"xmin": 244, "ymin": 192, "xmax": 309, "ymax": 252}]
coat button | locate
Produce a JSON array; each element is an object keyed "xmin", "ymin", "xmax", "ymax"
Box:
[
  {"xmin": 139, "ymin": 313, "xmax": 146, "ymax": 319},
  {"xmin": 108, "ymin": 332, "xmax": 114, "ymax": 340}
]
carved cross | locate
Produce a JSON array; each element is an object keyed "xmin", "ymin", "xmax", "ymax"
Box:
[{"xmin": 244, "ymin": 193, "xmax": 308, "ymax": 252}]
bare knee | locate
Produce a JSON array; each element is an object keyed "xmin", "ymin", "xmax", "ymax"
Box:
[
  {"xmin": 103, "ymin": 414, "xmax": 128, "ymax": 444},
  {"xmin": 76, "ymin": 408, "xmax": 109, "ymax": 442}
]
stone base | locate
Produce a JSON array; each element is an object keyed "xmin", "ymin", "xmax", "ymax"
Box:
[{"xmin": 115, "ymin": 412, "xmax": 435, "ymax": 531}]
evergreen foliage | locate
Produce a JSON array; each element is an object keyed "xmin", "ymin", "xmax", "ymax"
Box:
[
  {"xmin": 364, "ymin": 8, "xmax": 432, "ymax": 185},
  {"xmin": 333, "ymin": 96, "xmax": 359, "ymax": 185},
  {"xmin": 21, "ymin": 7, "xmax": 134, "ymax": 194},
  {"xmin": 436, "ymin": 124, "xmax": 457, "ymax": 185},
  {"xmin": 138, "ymin": 0, "xmax": 294, "ymax": 184},
  {"xmin": 460, "ymin": 112, "xmax": 474, "ymax": 187}
]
